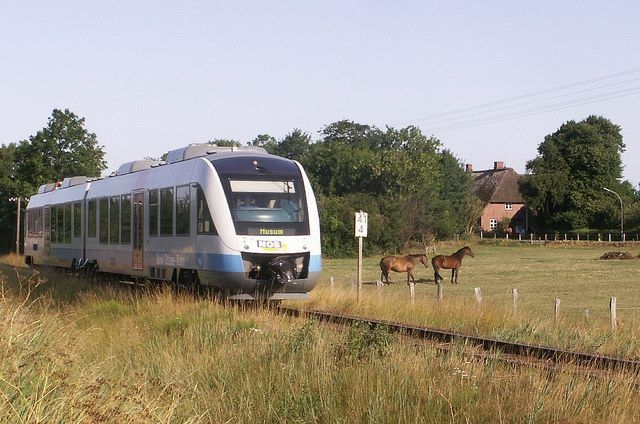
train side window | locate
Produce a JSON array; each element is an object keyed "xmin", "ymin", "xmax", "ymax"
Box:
[
  {"xmin": 36, "ymin": 208, "xmax": 43, "ymax": 237},
  {"xmin": 110, "ymin": 196, "xmax": 120, "ymax": 244},
  {"xmin": 160, "ymin": 187, "xmax": 174, "ymax": 236},
  {"xmin": 51, "ymin": 206, "xmax": 58, "ymax": 243},
  {"xmin": 149, "ymin": 189, "xmax": 158, "ymax": 237},
  {"xmin": 73, "ymin": 202, "xmax": 81, "ymax": 238},
  {"xmin": 196, "ymin": 185, "xmax": 217, "ymax": 234},
  {"xmin": 120, "ymin": 194, "xmax": 131, "ymax": 244},
  {"xmin": 27, "ymin": 208, "xmax": 42, "ymax": 238},
  {"xmin": 63, "ymin": 203, "xmax": 72, "ymax": 243},
  {"xmin": 26, "ymin": 210, "xmax": 33, "ymax": 237},
  {"xmin": 175, "ymin": 185, "xmax": 190, "ymax": 236},
  {"xmin": 99, "ymin": 198, "xmax": 109, "ymax": 244},
  {"xmin": 88, "ymin": 200, "xmax": 97, "ymax": 237},
  {"xmin": 57, "ymin": 206, "xmax": 65, "ymax": 243}
]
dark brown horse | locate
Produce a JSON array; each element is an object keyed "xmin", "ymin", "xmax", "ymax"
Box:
[
  {"xmin": 431, "ymin": 246, "xmax": 474, "ymax": 284},
  {"xmin": 379, "ymin": 254, "xmax": 429, "ymax": 285}
]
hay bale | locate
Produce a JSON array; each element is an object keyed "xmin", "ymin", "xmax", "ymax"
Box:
[{"xmin": 599, "ymin": 251, "xmax": 636, "ymax": 260}]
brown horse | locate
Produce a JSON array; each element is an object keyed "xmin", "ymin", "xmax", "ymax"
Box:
[
  {"xmin": 431, "ymin": 246, "xmax": 474, "ymax": 284},
  {"xmin": 379, "ymin": 254, "xmax": 429, "ymax": 285}
]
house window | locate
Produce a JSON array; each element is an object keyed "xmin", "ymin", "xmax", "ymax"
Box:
[
  {"xmin": 505, "ymin": 203, "xmax": 513, "ymax": 211},
  {"xmin": 489, "ymin": 218, "xmax": 498, "ymax": 231}
]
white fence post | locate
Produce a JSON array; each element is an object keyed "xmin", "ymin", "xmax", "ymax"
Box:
[
  {"xmin": 512, "ymin": 288, "xmax": 518, "ymax": 314},
  {"xmin": 437, "ymin": 283, "xmax": 443, "ymax": 303},
  {"xmin": 584, "ymin": 309, "xmax": 590, "ymax": 321},
  {"xmin": 474, "ymin": 287, "xmax": 482, "ymax": 309},
  {"xmin": 409, "ymin": 282, "xmax": 416, "ymax": 304},
  {"xmin": 608, "ymin": 233, "xmax": 612, "ymax": 242},
  {"xmin": 610, "ymin": 297, "xmax": 617, "ymax": 331},
  {"xmin": 554, "ymin": 299, "xmax": 561, "ymax": 322},
  {"xmin": 330, "ymin": 276, "xmax": 335, "ymax": 289}
]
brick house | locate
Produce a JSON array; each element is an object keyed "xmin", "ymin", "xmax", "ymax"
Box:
[{"xmin": 468, "ymin": 161, "xmax": 529, "ymax": 234}]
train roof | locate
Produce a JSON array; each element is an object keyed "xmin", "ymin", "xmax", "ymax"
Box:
[
  {"xmin": 28, "ymin": 180, "xmax": 90, "ymax": 209},
  {"xmin": 26, "ymin": 144, "xmax": 300, "ymax": 208}
]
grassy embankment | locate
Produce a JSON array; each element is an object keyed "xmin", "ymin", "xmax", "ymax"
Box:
[{"xmin": 1, "ymin": 247, "xmax": 640, "ymax": 422}]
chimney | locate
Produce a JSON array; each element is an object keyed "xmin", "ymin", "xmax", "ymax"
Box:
[
  {"xmin": 494, "ymin": 161, "xmax": 505, "ymax": 170},
  {"xmin": 465, "ymin": 163, "xmax": 473, "ymax": 173}
]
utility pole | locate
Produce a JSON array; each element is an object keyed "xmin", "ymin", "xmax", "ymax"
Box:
[{"xmin": 9, "ymin": 197, "xmax": 25, "ymax": 255}]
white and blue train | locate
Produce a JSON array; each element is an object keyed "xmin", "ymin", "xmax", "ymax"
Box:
[{"xmin": 24, "ymin": 144, "xmax": 322, "ymax": 300}]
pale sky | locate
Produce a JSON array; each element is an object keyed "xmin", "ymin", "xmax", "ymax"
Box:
[{"xmin": 2, "ymin": 1, "xmax": 639, "ymax": 184}]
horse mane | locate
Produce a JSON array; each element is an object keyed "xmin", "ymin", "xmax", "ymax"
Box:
[{"xmin": 409, "ymin": 253, "xmax": 427, "ymax": 257}]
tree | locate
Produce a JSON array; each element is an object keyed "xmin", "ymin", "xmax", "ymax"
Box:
[
  {"xmin": 14, "ymin": 109, "xmax": 106, "ymax": 193},
  {"xmin": 519, "ymin": 116, "xmax": 629, "ymax": 231},
  {"xmin": 207, "ymin": 138, "xmax": 241, "ymax": 147},
  {"xmin": 273, "ymin": 129, "xmax": 310, "ymax": 162},
  {"xmin": 2, "ymin": 109, "xmax": 107, "ymax": 253},
  {"xmin": 250, "ymin": 134, "xmax": 278, "ymax": 152},
  {"xmin": 0, "ymin": 144, "xmax": 20, "ymax": 252},
  {"xmin": 298, "ymin": 120, "xmax": 475, "ymax": 254}
]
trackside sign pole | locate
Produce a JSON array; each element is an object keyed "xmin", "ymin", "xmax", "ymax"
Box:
[{"xmin": 355, "ymin": 211, "xmax": 368, "ymax": 300}]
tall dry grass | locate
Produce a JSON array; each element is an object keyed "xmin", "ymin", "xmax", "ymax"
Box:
[{"xmin": 1, "ymin": 265, "xmax": 640, "ymax": 422}]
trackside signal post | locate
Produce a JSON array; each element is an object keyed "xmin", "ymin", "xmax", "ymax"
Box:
[{"xmin": 355, "ymin": 211, "xmax": 368, "ymax": 299}]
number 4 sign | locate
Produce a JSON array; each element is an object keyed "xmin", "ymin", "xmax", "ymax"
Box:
[{"xmin": 354, "ymin": 210, "xmax": 368, "ymax": 238}]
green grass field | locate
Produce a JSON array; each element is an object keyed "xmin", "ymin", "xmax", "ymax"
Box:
[
  {"xmin": 296, "ymin": 242, "xmax": 640, "ymax": 358},
  {"xmin": 2, "ymin": 246, "xmax": 640, "ymax": 422},
  {"xmin": 315, "ymin": 242, "xmax": 640, "ymax": 319}
]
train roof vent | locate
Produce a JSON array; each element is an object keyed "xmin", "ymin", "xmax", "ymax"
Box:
[
  {"xmin": 43, "ymin": 183, "xmax": 56, "ymax": 192},
  {"xmin": 37, "ymin": 184, "xmax": 48, "ymax": 194},
  {"xmin": 165, "ymin": 144, "xmax": 267, "ymax": 164},
  {"xmin": 116, "ymin": 160, "xmax": 162, "ymax": 175},
  {"xmin": 60, "ymin": 176, "xmax": 89, "ymax": 188}
]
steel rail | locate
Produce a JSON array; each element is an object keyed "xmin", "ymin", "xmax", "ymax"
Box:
[{"xmin": 276, "ymin": 306, "xmax": 640, "ymax": 373}]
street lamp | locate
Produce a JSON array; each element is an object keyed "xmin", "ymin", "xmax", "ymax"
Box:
[
  {"xmin": 8, "ymin": 197, "xmax": 28, "ymax": 255},
  {"xmin": 603, "ymin": 187, "xmax": 624, "ymax": 241}
]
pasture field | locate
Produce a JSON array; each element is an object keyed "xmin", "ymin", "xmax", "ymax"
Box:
[
  {"xmin": 299, "ymin": 242, "xmax": 640, "ymax": 358},
  {"xmin": 1, "ymin": 257, "xmax": 640, "ymax": 423}
]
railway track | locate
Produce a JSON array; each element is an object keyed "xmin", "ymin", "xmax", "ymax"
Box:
[{"xmin": 276, "ymin": 306, "xmax": 640, "ymax": 374}]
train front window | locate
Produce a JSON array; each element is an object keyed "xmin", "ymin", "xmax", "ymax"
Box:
[{"xmin": 223, "ymin": 178, "xmax": 309, "ymax": 236}]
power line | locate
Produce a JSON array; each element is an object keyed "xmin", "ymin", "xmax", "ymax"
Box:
[
  {"xmin": 424, "ymin": 88, "xmax": 640, "ymax": 133},
  {"xmin": 397, "ymin": 66, "xmax": 640, "ymax": 126},
  {"xmin": 418, "ymin": 77, "xmax": 640, "ymax": 127}
]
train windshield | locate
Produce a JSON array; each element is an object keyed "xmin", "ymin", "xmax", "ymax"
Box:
[{"xmin": 223, "ymin": 177, "xmax": 310, "ymax": 236}]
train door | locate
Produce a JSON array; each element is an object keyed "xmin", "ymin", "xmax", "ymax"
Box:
[
  {"xmin": 43, "ymin": 206, "xmax": 51, "ymax": 260},
  {"xmin": 132, "ymin": 192, "xmax": 144, "ymax": 270}
]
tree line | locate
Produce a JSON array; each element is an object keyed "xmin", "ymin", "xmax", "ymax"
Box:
[{"xmin": 1, "ymin": 109, "xmax": 639, "ymax": 256}]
